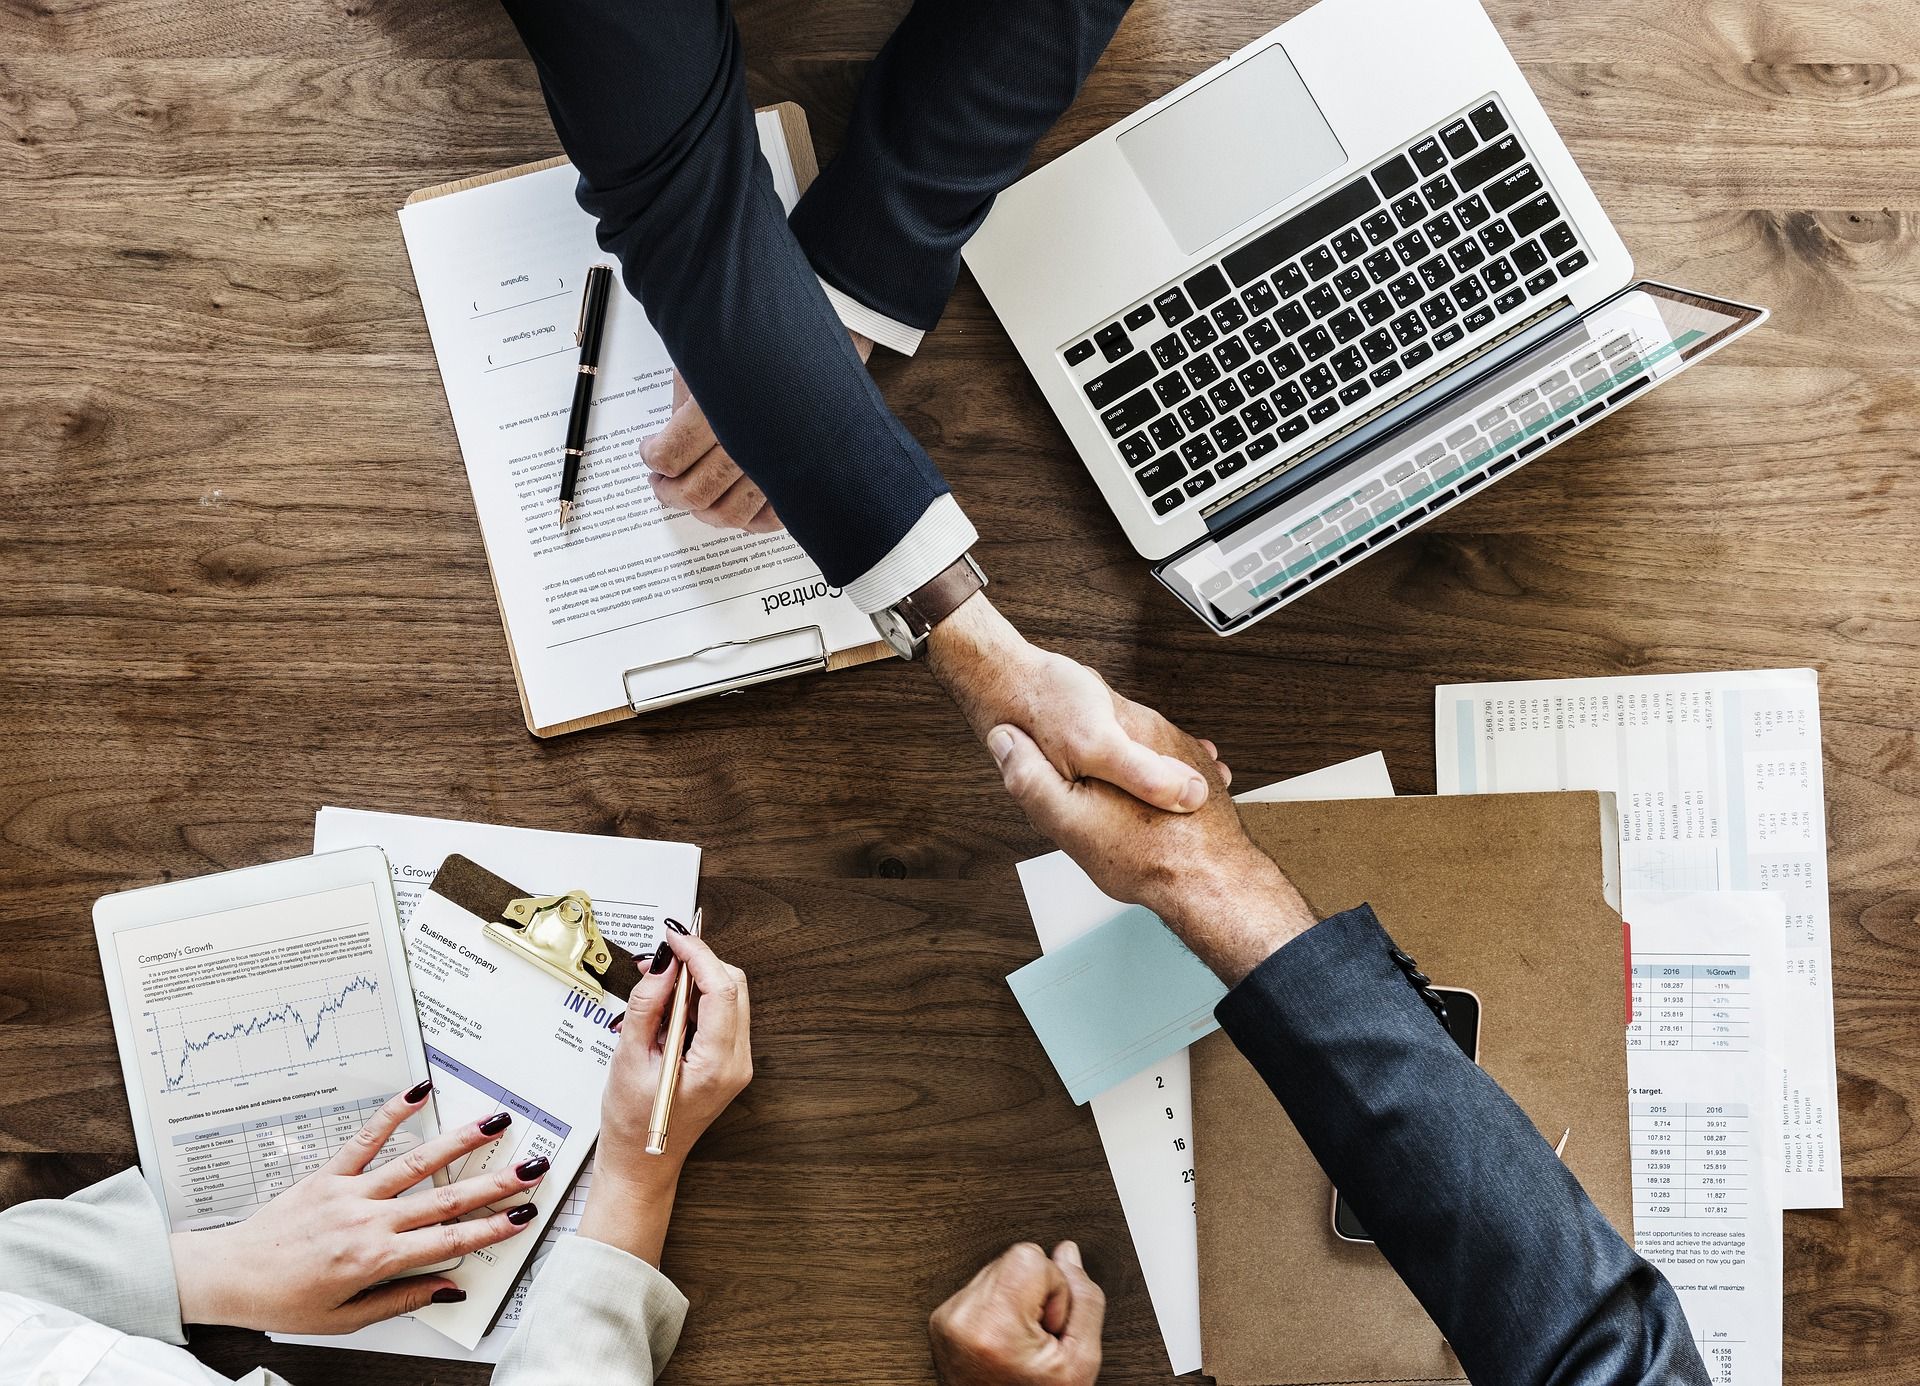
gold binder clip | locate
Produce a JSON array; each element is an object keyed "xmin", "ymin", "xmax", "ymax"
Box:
[{"xmin": 487, "ymin": 890, "xmax": 613, "ymax": 1002}]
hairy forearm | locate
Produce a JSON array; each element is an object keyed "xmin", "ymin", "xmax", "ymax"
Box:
[
  {"xmin": 925, "ymin": 591, "xmax": 1026, "ymax": 722},
  {"xmin": 1158, "ymin": 858, "xmax": 1318, "ymax": 984}
]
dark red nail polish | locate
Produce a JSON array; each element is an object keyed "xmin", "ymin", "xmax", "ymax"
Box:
[
  {"xmin": 507, "ymin": 1204, "xmax": 538, "ymax": 1225},
  {"xmin": 404, "ymin": 1078, "xmax": 434, "ymax": 1103},
  {"xmin": 516, "ymin": 1156, "xmax": 550, "ymax": 1181},
  {"xmin": 649, "ymin": 941, "xmax": 673, "ymax": 973},
  {"xmin": 479, "ymin": 1112, "xmax": 512, "ymax": 1136},
  {"xmin": 665, "ymin": 918, "xmax": 690, "ymax": 936},
  {"xmin": 610, "ymin": 1012, "xmax": 624, "ymax": 1032},
  {"xmin": 431, "ymin": 1287, "xmax": 466, "ymax": 1304}
]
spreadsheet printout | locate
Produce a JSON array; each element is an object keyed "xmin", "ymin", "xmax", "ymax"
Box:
[{"xmin": 1436, "ymin": 669, "xmax": 1839, "ymax": 1208}]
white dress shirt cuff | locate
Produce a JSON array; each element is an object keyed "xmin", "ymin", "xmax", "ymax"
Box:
[
  {"xmin": 842, "ymin": 493, "xmax": 979, "ymax": 614},
  {"xmin": 819, "ymin": 279, "xmax": 926, "ymax": 356}
]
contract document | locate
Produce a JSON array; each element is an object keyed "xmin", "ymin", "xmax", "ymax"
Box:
[
  {"xmin": 1436, "ymin": 669, "xmax": 1839, "ymax": 1208},
  {"xmin": 398, "ymin": 109, "xmax": 879, "ymax": 734}
]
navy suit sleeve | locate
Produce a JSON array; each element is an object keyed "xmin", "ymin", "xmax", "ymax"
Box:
[
  {"xmin": 788, "ymin": 0, "xmax": 1134, "ymax": 331},
  {"xmin": 497, "ymin": 0, "xmax": 950, "ymax": 588},
  {"xmin": 1215, "ymin": 905, "xmax": 1711, "ymax": 1386}
]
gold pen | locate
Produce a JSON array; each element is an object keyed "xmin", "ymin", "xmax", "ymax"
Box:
[{"xmin": 646, "ymin": 906, "xmax": 701, "ymax": 1156}]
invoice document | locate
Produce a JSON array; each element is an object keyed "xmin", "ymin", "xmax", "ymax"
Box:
[
  {"xmin": 398, "ymin": 110, "xmax": 876, "ymax": 732},
  {"xmin": 1624, "ymin": 891, "xmax": 1787, "ymax": 1386},
  {"xmin": 1015, "ymin": 753, "xmax": 1396, "ymax": 1374},
  {"xmin": 1436, "ymin": 669, "xmax": 1839, "ymax": 1208},
  {"xmin": 272, "ymin": 807, "xmax": 699, "ymax": 1359}
]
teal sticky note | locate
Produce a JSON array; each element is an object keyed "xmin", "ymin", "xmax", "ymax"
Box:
[{"xmin": 1006, "ymin": 905, "xmax": 1227, "ymax": 1105}]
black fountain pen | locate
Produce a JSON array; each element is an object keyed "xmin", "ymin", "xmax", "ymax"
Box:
[{"xmin": 558, "ymin": 263, "xmax": 614, "ymax": 527}]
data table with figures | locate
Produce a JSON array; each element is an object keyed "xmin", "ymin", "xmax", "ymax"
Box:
[
  {"xmin": 170, "ymin": 1093, "xmax": 408, "ymax": 1225},
  {"xmin": 1627, "ymin": 956, "xmax": 1752, "ymax": 1052},
  {"xmin": 1630, "ymin": 1101, "xmax": 1751, "ymax": 1220}
]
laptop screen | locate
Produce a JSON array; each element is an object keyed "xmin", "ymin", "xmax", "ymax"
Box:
[{"xmin": 1154, "ymin": 282, "xmax": 1764, "ymax": 632}]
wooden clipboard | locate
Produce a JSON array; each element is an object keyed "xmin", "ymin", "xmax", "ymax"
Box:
[{"xmin": 405, "ymin": 102, "xmax": 891, "ymax": 739}]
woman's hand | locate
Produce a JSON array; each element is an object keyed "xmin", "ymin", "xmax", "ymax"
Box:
[
  {"xmin": 169, "ymin": 1084, "xmax": 547, "ymax": 1333},
  {"xmin": 577, "ymin": 926, "xmax": 754, "ymax": 1265}
]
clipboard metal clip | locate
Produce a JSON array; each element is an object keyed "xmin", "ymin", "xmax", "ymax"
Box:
[
  {"xmin": 487, "ymin": 890, "xmax": 613, "ymax": 1002},
  {"xmin": 621, "ymin": 624, "xmax": 828, "ymax": 716}
]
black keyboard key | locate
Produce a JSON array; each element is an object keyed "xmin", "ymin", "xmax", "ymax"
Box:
[
  {"xmin": 1274, "ymin": 262, "xmax": 1309, "ymax": 298},
  {"xmin": 1183, "ymin": 264, "xmax": 1231, "ymax": 308},
  {"xmin": 1300, "ymin": 326, "xmax": 1336, "ymax": 361},
  {"xmin": 1269, "ymin": 343, "xmax": 1305, "ymax": 378},
  {"xmin": 1495, "ymin": 287, "xmax": 1528, "ymax": 314},
  {"xmin": 1247, "ymin": 431, "xmax": 1280, "ymax": 460},
  {"xmin": 1304, "ymin": 284, "xmax": 1341, "ymax": 318},
  {"xmin": 1332, "ymin": 346, "xmax": 1366, "ymax": 382},
  {"xmin": 1237, "ymin": 360, "xmax": 1276, "ymax": 396},
  {"xmin": 1393, "ymin": 229, "xmax": 1431, "ymax": 265},
  {"xmin": 1334, "ymin": 267, "xmax": 1370, "ymax": 301},
  {"xmin": 1512, "ymin": 240, "xmax": 1548, "ymax": 274},
  {"xmin": 1464, "ymin": 305, "xmax": 1494, "ymax": 332},
  {"xmin": 1359, "ymin": 290, "xmax": 1395, "ymax": 326},
  {"xmin": 1241, "ymin": 397, "xmax": 1278, "ymax": 433},
  {"xmin": 1510, "ymin": 193, "xmax": 1560, "ymax": 239},
  {"xmin": 1242, "ymin": 281, "xmax": 1279, "ymax": 316},
  {"xmin": 1308, "ymin": 397, "xmax": 1340, "ymax": 424},
  {"xmin": 1302, "ymin": 246, "xmax": 1339, "ymax": 281},
  {"xmin": 1209, "ymin": 379, "xmax": 1247, "ymax": 413},
  {"xmin": 1454, "ymin": 193, "xmax": 1491, "ymax": 229},
  {"xmin": 1420, "ymin": 294, "xmax": 1457, "ymax": 329},
  {"xmin": 1423, "ymin": 211, "xmax": 1462, "ymax": 248},
  {"xmin": 1148, "ymin": 415, "xmax": 1184, "ymax": 449},
  {"xmin": 1222, "ymin": 177, "xmax": 1382, "ymax": 285},
  {"xmin": 1525, "ymin": 267, "xmax": 1559, "ymax": 295},
  {"xmin": 1432, "ymin": 322, "xmax": 1465, "ymax": 350},
  {"xmin": 1212, "ymin": 298, "xmax": 1249, "ymax": 333},
  {"xmin": 1178, "ymin": 397, "xmax": 1216, "ymax": 430},
  {"xmin": 1390, "ymin": 311, "xmax": 1425, "ymax": 346},
  {"xmin": 1333, "ymin": 228, "xmax": 1369, "ymax": 263},
  {"xmin": 1448, "ymin": 238, "xmax": 1486, "ymax": 273},
  {"xmin": 1153, "ymin": 287, "xmax": 1194, "ymax": 326},
  {"xmin": 1451, "ymin": 275, "xmax": 1487, "ymax": 309},
  {"xmin": 1374, "ymin": 153, "xmax": 1418, "ymax": 197},
  {"xmin": 1118, "ymin": 430, "xmax": 1154, "ymax": 466},
  {"xmin": 1301, "ymin": 363, "xmax": 1336, "ymax": 399},
  {"xmin": 1482, "ymin": 256, "xmax": 1517, "ymax": 292},
  {"xmin": 1330, "ymin": 308, "xmax": 1365, "ymax": 343},
  {"xmin": 1137, "ymin": 455, "xmax": 1186, "ymax": 495},
  {"xmin": 1084, "ymin": 350, "xmax": 1156, "ymax": 405},
  {"xmin": 1245, "ymin": 318, "xmax": 1281, "ymax": 355},
  {"xmin": 1100, "ymin": 389, "xmax": 1157, "ymax": 437},
  {"xmin": 1184, "ymin": 355, "xmax": 1221, "ymax": 388},
  {"xmin": 1479, "ymin": 220, "xmax": 1517, "ymax": 255},
  {"xmin": 1370, "ymin": 359, "xmax": 1403, "ymax": 387},
  {"xmin": 1364, "ymin": 248, "xmax": 1399, "ymax": 283},
  {"xmin": 1470, "ymin": 101, "xmax": 1508, "ymax": 139},
  {"xmin": 1420, "ymin": 174, "xmax": 1458, "ymax": 209},
  {"xmin": 1402, "ymin": 340, "xmax": 1434, "ymax": 369},
  {"xmin": 1417, "ymin": 256, "xmax": 1455, "ymax": 292},
  {"xmin": 1275, "ymin": 381, "xmax": 1307, "ymax": 415},
  {"xmin": 1392, "ymin": 193, "xmax": 1427, "ymax": 228},
  {"xmin": 1542, "ymin": 222, "xmax": 1579, "ymax": 258},
  {"xmin": 1440, "ymin": 120, "xmax": 1477, "ymax": 158},
  {"xmin": 1388, "ymin": 274, "xmax": 1424, "ymax": 308},
  {"xmin": 1183, "ymin": 471, "xmax": 1217, "ymax": 498},
  {"xmin": 1151, "ymin": 333, "xmax": 1188, "ymax": 368},
  {"xmin": 1182, "ymin": 316, "xmax": 1219, "ymax": 349},
  {"xmin": 1339, "ymin": 378, "xmax": 1372, "ymax": 406},
  {"xmin": 1556, "ymin": 250, "xmax": 1590, "ymax": 277},
  {"xmin": 1124, "ymin": 304, "xmax": 1156, "ymax": 330},
  {"xmin": 1276, "ymin": 300, "xmax": 1310, "ymax": 335},
  {"xmin": 1361, "ymin": 328, "xmax": 1396, "ymax": 364},
  {"xmin": 1180, "ymin": 434, "xmax": 1218, "ymax": 467},
  {"xmin": 1279, "ymin": 415, "xmax": 1310, "ymax": 441},
  {"xmin": 1154, "ymin": 371, "xmax": 1191, "ymax": 407},
  {"xmin": 1456, "ymin": 135, "xmax": 1523, "ymax": 192},
  {"xmin": 1410, "ymin": 138, "xmax": 1447, "ymax": 175},
  {"xmin": 1151, "ymin": 489, "xmax": 1184, "ymax": 515},
  {"xmin": 1094, "ymin": 323, "xmax": 1132, "ymax": 362},
  {"xmin": 1211, "ymin": 415, "xmax": 1248, "ymax": 450},
  {"xmin": 1216, "ymin": 336, "xmax": 1252, "ymax": 371},
  {"xmin": 1362, "ymin": 210, "xmax": 1398, "ymax": 245},
  {"xmin": 1216, "ymin": 451, "xmax": 1248, "ymax": 479},
  {"xmin": 1486, "ymin": 165, "xmax": 1543, "ymax": 212},
  {"xmin": 1065, "ymin": 339, "xmax": 1096, "ymax": 366}
]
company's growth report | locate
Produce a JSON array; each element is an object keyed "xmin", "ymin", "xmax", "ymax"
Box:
[
  {"xmin": 398, "ymin": 109, "xmax": 877, "ymax": 733},
  {"xmin": 101, "ymin": 873, "xmax": 430, "ymax": 1233},
  {"xmin": 1436, "ymin": 669, "xmax": 1839, "ymax": 1208}
]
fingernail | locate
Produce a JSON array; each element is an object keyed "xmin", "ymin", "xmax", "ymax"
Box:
[
  {"xmin": 1057, "ymin": 1240, "xmax": 1083, "ymax": 1268},
  {"xmin": 665, "ymin": 918, "xmax": 690, "ymax": 936},
  {"xmin": 610, "ymin": 1011, "xmax": 624, "ymax": 1032},
  {"xmin": 404, "ymin": 1078, "xmax": 434, "ymax": 1103},
  {"xmin": 479, "ymin": 1112, "xmax": 512, "ymax": 1136},
  {"xmin": 649, "ymin": 941, "xmax": 673, "ymax": 973},
  {"xmin": 1178, "ymin": 776, "xmax": 1208, "ymax": 811},
  {"xmin": 431, "ymin": 1287, "xmax": 467, "ymax": 1304},
  {"xmin": 516, "ymin": 1156, "xmax": 550, "ymax": 1181},
  {"xmin": 507, "ymin": 1204, "xmax": 538, "ymax": 1225},
  {"xmin": 988, "ymin": 727, "xmax": 1014, "ymax": 764}
]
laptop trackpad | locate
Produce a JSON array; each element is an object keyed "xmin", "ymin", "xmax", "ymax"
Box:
[{"xmin": 1118, "ymin": 44, "xmax": 1347, "ymax": 255}]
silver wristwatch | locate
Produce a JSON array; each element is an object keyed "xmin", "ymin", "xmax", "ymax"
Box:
[{"xmin": 871, "ymin": 554, "xmax": 988, "ymax": 661}]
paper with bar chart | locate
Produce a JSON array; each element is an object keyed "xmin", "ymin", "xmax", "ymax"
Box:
[{"xmin": 107, "ymin": 879, "xmax": 428, "ymax": 1231}]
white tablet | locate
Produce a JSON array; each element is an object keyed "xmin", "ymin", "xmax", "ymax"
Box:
[{"xmin": 95, "ymin": 847, "xmax": 444, "ymax": 1233}]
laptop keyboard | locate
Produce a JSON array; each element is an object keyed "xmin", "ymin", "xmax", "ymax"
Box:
[{"xmin": 1063, "ymin": 97, "xmax": 1591, "ymax": 520}]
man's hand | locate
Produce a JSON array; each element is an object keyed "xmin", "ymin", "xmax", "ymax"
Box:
[
  {"xmin": 929, "ymin": 1241, "xmax": 1105, "ymax": 1386},
  {"xmin": 639, "ymin": 331, "xmax": 874, "ymax": 532},
  {"xmin": 928, "ymin": 593, "xmax": 1227, "ymax": 815}
]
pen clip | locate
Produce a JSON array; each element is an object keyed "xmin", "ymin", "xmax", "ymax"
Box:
[{"xmin": 574, "ymin": 271, "xmax": 593, "ymax": 347}]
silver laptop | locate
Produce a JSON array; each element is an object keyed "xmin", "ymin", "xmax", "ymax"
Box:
[{"xmin": 963, "ymin": 0, "xmax": 1764, "ymax": 632}]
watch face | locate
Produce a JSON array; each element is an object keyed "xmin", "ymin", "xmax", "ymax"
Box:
[{"xmin": 872, "ymin": 608, "xmax": 917, "ymax": 660}]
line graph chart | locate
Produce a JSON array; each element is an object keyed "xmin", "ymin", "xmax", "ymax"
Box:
[{"xmin": 148, "ymin": 972, "xmax": 395, "ymax": 1091}]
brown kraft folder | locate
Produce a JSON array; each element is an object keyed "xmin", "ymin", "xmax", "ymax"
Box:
[{"xmin": 1194, "ymin": 791, "xmax": 1627, "ymax": 1386}]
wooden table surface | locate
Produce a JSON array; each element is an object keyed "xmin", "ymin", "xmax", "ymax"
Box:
[{"xmin": 4, "ymin": 0, "xmax": 1917, "ymax": 1381}]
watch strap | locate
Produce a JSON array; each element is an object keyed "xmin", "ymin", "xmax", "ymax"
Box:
[{"xmin": 895, "ymin": 553, "xmax": 987, "ymax": 637}]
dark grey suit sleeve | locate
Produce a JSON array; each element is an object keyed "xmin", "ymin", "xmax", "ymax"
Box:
[{"xmin": 1214, "ymin": 905, "xmax": 1710, "ymax": 1386}]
